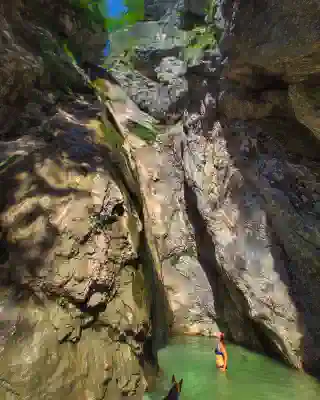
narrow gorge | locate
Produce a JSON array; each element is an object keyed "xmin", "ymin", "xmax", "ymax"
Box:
[{"xmin": 0, "ymin": 0, "xmax": 319, "ymax": 398}]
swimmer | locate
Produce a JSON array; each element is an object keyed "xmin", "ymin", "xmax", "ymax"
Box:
[{"xmin": 213, "ymin": 332, "xmax": 228, "ymax": 372}]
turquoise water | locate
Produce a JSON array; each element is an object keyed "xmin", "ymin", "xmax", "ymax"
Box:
[{"xmin": 145, "ymin": 336, "xmax": 320, "ymax": 400}]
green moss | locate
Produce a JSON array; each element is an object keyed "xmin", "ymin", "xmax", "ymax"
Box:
[
  {"xmin": 87, "ymin": 118, "xmax": 124, "ymax": 150},
  {"xmin": 62, "ymin": 42, "xmax": 77, "ymax": 65},
  {"xmin": 91, "ymin": 78, "xmax": 106, "ymax": 92},
  {"xmin": 92, "ymin": 78, "xmax": 158, "ymax": 144},
  {"xmin": 69, "ymin": 0, "xmax": 108, "ymax": 30},
  {"xmin": 129, "ymin": 122, "xmax": 158, "ymax": 143},
  {"xmin": 0, "ymin": 154, "xmax": 23, "ymax": 174},
  {"xmin": 102, "ymin": 119, "xmax": 124, "ymax": 148}
]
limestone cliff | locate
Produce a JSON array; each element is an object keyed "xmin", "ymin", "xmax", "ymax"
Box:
[
  {"xmin": 216, "ymin": 0, "xmax": 320, "ymax": 374},
  {"xmin": 0, "ymin": 1, "xmax": 171, "ymax": 399},
  {"xmin": 1, "ymin": 1, "xmax": 320, "ymax": 400},
  {"xmin": 105, "ymin": 0, "xmax": 320, "ymax": 378}
]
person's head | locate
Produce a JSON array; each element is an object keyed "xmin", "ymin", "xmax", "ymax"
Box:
[{"xmin": 213, "ymin": 331, "xmax": 224, "ymax": 341}]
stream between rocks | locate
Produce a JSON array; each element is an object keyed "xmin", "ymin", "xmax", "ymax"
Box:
[{"xmin": 144, "ymin": 336, "xmax": 320, "ymax": 400}]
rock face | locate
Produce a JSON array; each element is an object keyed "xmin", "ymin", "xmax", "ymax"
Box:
[
  {"xmin": 104, "ymin": 0, "xmax": 222, "ymax": 338},
  {"xmin": 1, "ymin": 0, "xmax": 320, "ymax": 398},
  {"xmin": 0, "ymin": 1, "xmax": 171, "ymax": 398},
  {"xmin": 216, "ymin": 0, "xmax": 320, "ymax": 374},
  {"xmin": 0, "ymin": 97, "xmax": 159, "ymax": 399},
  {"xmin": 105, "ymin": 0, "xmax": 320, "ymax": 378},
  {"xmin": 132, "ymin": 126, "xmax": 218, "ymax": 336},
  {"xmin": 0, "ymin": 0, "xmax": 107, "ymax": 139}
]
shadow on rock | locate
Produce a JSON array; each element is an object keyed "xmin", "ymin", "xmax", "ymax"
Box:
[{"xmin": 219, "ymin": 115, "xmax": 320, "ymax": 377}]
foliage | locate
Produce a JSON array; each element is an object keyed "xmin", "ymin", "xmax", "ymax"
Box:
[
  {"xmin": 182, "ymin": 25, "xmax": 216, "ymax": 65},
  {"xmin": 128, "ymin": 122, "xmax": 158, "ymax": 143},
  {"xmin": 188, "ymin": 25, "xmax": 217, "ymax": 50},
  {"xmin": 70, "ymin": 0, "xmax": 108, "ymax": 30},
  {"xmin": 89, "ymin": 213, "xmax": 111, "ymax": 232},
  {"xmin": 63, "ymin": 0, "xmax": 222, "ymax": 145},
  {"xmin": 0, "ymin": 155, "xmax": 23, "ymax": 174},
  {"xmin": 106, "ymin": 0, "xmax": 144, "ymax": 32},
  {"xmin": 63, "ymin": 43, "xmax": 77, "ymax": 65},
  {"xmin": 182, "ymin": 1, "xmax": 222, "ymax": 65}
]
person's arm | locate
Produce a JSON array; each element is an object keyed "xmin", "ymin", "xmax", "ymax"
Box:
[{"xmin": 221, "ymin": 344, "xmax": 228, "ymax": 372}]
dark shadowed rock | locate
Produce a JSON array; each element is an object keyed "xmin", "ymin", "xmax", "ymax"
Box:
[
  {"xmin": 288, "ymin": 83, "xmax": 320, "ymax": 141},
  {"xmin": 215, "ymin": 0, "xmax": 320, "ymax": 375},
  {"xmin": 220, "ymin": 0, "xmax": 320, "ymax": 83}
]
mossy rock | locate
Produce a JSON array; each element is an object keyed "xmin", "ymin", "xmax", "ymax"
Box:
[{"xmin": 87, "ymin": 118, "xmax": 124, "ymax": 150}]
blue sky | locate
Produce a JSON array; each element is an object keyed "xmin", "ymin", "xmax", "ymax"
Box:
[
  {"xmin": 107, "ymin": 0, "xmax": 127, "ymax": 18},
  {"xmin": 103, "ymin": 0, "xmax": 127, "ymax": 57}
]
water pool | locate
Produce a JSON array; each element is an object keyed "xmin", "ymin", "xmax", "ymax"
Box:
[{"xmin": 144, "ymin": 336, "xmax": 320, "ymax": 400}]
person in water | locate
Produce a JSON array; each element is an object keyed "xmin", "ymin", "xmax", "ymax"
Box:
[{"xmin": 214, "ymin": 332, "xmax": 228, "ymax": 372}]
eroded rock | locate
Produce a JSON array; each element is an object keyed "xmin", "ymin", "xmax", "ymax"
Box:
[
  {"xmin": 288, "ymin": 83, "xmax": 320, "ymax": 141},
  {"xmin": 112, "ymin": 0, "xmax": 320, "ymax": 373},
  {"xmin": 0, "ymin": 0, "xmax": 178, "ymax": 395},
  {"xmin": 0, "ymin": 94, "xmax": 158, "ymax": 397},
  {"xmin": 127, "ymin": 127, "xmax": 217, "ymax": 336},
  {"xmin": 2, "ymin": 0, "xmax": 320, "ymax": 396}
]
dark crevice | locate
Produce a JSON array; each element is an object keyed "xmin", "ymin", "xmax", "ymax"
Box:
[
  {"xmin": 251, "ymin": 320, "xmax": 287, "ymax": 364},
  {"xmin": 100, "ymin": 139, "xmax": 173, "ymax": 376},
  {"xmin": 183, "ymin": 178, "xmax": 219, "ymax": 286},
  {"xmin": 81, "ymin": 62, "xmax": 119, "ymax": 83},
  {"xmin": 182, "ymin": 164, "xmax": 297, "ymax": 365},
  {"xmin": 250, "ymin": 73, "xmax": 289, "ymax": 92},
  {"xmin": 135, "ymin": 230, "xmax": 173, "ymax": 391},
  {"xmin": 180, "ymin": 10, "xmax": 207, "ymax": 31}
]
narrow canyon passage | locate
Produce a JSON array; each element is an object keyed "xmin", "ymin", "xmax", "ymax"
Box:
[{"xmin": 146, "ymin": 336, "xmax": 320, "ymax": 400}]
